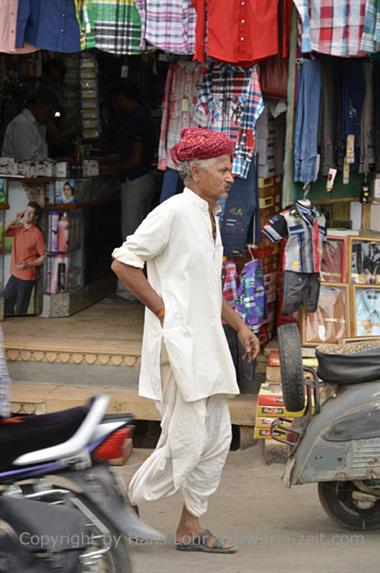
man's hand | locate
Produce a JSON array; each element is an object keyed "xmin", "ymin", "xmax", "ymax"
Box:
[
  {"xmin": 237, "ymin": 324, "xmax": 260, "ymax": 362},
  {"xmin": 16, "ymin": 262, "xmax": 29, "ymax": 271}
]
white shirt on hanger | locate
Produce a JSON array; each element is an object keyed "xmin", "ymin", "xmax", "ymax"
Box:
[
  {"xmin": 2, "ymin": 108, "xmax": 48, "ymax": 161},
  {"xmin": 112, "ymin": 186, "xmax": 239, "ymax": 402}
]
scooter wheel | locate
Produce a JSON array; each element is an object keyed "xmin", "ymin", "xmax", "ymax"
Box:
[
  {"xmin": 318, "ymin": 481, "xmax": 380, "ymax": 530},
  {"xmin": 278, "ymin": 323, "xmax": 305, "ymax": 412}
]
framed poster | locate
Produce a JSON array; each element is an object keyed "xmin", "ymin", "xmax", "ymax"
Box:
[
  {"xmin": 350, "ymin": 237, "xmax": 380, "ymax": 285},
  {"xmin": 301, "ymin": 284, "xmax": 350, "ymax": 346},
  {"xmin": 2, "ymin": 180, "xmax": 46, "ymax": 316},
  {"xmin": 352, "ymin": 286, "xmax": 380, "ymax": 338}
]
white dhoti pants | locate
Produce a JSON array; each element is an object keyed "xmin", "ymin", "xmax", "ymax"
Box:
[{"xmin": 129, "ymin": 347, "xmax": 232, "ymax": 517}]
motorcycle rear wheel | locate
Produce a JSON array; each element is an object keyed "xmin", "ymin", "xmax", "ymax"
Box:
[{"xmin": 318, "ymin": 480, "xmax": 380, "ymax": 531}]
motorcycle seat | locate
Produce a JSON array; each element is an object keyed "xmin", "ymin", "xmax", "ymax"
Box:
[
  {"xmin": 316, "ymin": 340, "xmax": 380, "ymax": 385},
  {"xmin": 0, "ymin": 403, "xmax": 90, "ymax": 471}
]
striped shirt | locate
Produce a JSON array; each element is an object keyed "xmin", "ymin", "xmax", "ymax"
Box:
[
  {"xmin": 75, "ymin": 0, "xmax": 142, "ymax": 55},
  {"xmin": 262, "ymin": 201, "xmax": 326, "ymax": 273},
  {"xmin": 135, "ymin": 0, "xmax": 196, "ymax": 54},
  {"xmin": 194, "ymin": 63, "xmax": 264, "ymax": 178}
]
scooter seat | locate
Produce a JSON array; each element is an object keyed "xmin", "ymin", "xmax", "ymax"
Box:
[
  {"xmin": 0, "ymin": 404, "xmax": 90, "ymax": 471},
  {"xmin": 316, "ymin": 340, "xmax": 380, "ymax": 385}
]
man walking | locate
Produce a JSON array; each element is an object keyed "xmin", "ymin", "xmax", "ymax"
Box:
[
  {"xmin": 4, "ymin": 202, "xmax": 45, "ymax": 316},
  {"xmin": 112, "ymin": 128, "xmax": 260, "ymax": 553}
]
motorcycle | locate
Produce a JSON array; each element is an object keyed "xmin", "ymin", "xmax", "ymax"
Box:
[
  {"xmin": 0, "ymin": 495, "xmax": 90, "ymax": 572},
  {"xmin": 0, "ymin": 393, "xmax": 166, "ymax": 572},
  {"xmin": 271, "ymin": 324, "xmax": 380, "ymax": 531}
]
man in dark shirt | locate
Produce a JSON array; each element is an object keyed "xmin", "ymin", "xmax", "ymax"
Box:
[{"xmin": 101, "ymin": 81, "xmax": 156, "ymax": 239}]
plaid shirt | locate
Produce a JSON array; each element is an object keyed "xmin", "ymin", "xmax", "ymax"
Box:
[
  {"xmin": 158, "ymin": 61, "xmax": 207, "ymax": 170},
  {"xmin": 294, "ymin": 0, "xmax": 367, "ymax": 56},
  {"xmin": 135, "ymin": 0, "xmax": 196, "ymax": 54},
  {"xmin": 75, "ymin": 0, "xmax": 142, "ymax": 55},
  {"xmin": 361, "ymin": 0, "xmax": 380, "ymax": 51},
  {"xmin": 194, "ymin": 63, "xmax": 264, "ymax": 178}
]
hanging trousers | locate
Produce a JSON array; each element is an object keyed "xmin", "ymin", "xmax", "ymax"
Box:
[{"xmin": 129, "ymin": 345, "xmax": 232, "ymax": 517}]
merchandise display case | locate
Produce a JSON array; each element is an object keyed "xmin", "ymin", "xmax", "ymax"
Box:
[
  {"xmin": 301, "ymin": 284, "xmax": 350, "ymax": 345},
  {"xmin": 321, "ymin": 236, "xmax": 347, "ymax": 283}
]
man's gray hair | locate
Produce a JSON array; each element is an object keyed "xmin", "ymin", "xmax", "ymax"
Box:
[{"xmin": 177, "ymin": 158, "xmax": 217, "ymax": 181}]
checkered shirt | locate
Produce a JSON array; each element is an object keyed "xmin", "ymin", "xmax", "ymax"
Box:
[
  {"xmin": 194, "ymin": 63, "xmax": 264, "ymax": 178},
  {"xmin": 294, "ymin": 0, "xmax": 367, "ymax": 56},
  {"xmin": 361, "ymin": 0, "xmax": 380, "ymax": 51},
  {"xmin": 135, "ymin": 0, "xmax": 196, "ymax": 54},
  {"xmin": 158, "ymin": 61, "xmax": 207, "ymax": 170},
  {"xmin": 75, "ymin": 0, "xmax": 142, "ymax": 55}
]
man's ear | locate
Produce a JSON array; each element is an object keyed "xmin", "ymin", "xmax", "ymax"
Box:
[{"xmin": 191, "ymin": 162, "xmax": 201, "ymax": 183}]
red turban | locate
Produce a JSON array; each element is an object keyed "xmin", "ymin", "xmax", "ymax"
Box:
[{"xmin": 170, "ymin": 128, "xmax": 234, "ymax": 165}]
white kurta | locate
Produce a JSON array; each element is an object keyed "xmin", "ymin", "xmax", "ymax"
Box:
[{"xmin": 112, "ymin": 187, "xmax": 239, "ymax": 402}]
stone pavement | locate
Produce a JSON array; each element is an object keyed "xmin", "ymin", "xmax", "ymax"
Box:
[{"xmin": 117, "ymin": 447, "xmax": 379, "ymax": 573}]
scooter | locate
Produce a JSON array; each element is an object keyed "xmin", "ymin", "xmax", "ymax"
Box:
[
  {"xmin": 0, "ymin": 394, "xmax": 166, "ymax": 572},
  {"xmin": 271, "ymin": 324, "xmax": 380, "ymax": 531}
]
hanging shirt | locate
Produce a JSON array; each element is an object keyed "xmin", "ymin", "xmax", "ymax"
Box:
[
  {"xmin": 135, "ymin": 0, "xmax": 196, "ymax": 54},
  {"xmin": 361, "ymin": 0, "xmax": 380, "ymax": 52},
  {"xmin": 158, "ymin": 61, "xmax": 207, "ymax": 171},
  {"xmin": 294, "ymin": 0, "xmax": 367, "ymax": 56},
  {"xmin": 75, "ymin": 0, "xmax": 142, "ymax": 55},
  {"xmin": 16, "ymin": 0, "xmax": 80, "ymax": 53},
  {"xmin": 195, "ymin": 63, "xmax": 264, "ymax": 178},
  {"xmin": 2, "ymin": 109, "xmax": 48, "ymax": 161},
  {"xmin": 112, "ymin": 187, "xmax": 239, "ymax": 402},
  {"xmin": 192, "ymin": 0, "xmax": 278, "ymax": 64},
  {"xmin": 262, "ymin": 201, "xmax": 327, "ymax": 273},
  {"xmin": 0, "ymin": 0, "xmax": 38, "ymax": 53}
]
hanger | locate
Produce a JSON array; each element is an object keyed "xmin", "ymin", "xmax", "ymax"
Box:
[{"xmin": 297, "ymin": 182, "xmax": 311, "ymax": 207}]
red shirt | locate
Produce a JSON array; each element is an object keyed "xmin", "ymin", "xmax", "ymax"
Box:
[
  {"xmin": 6, "ymin": 224, "xmax": 45, "ymax": 281},
  {"xmin": 192, "ymin": 0, "xmax": 279, "ymax": 64}
]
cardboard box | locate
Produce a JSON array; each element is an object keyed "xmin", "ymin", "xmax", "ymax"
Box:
[
  {"xmin": 256, "ymin": 404, "xmax": 305, "ymax": 418},
  {"xmin": 258, "ymin": 176, "xmax": 282, "ymax": 189}
]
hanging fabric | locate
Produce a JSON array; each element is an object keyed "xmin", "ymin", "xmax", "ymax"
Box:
[
  {"xmin": 192, "ymin": 0, "xmax": 279, "ymax": 64},
  {"xmin": 158, "ymin": 61, "xmax": 207, "ymax": 171},
  {"xmin": 361, "ymin": 0, "xmax": 380, "ymax": 52},
  {"xmin": 293, "ymin": 0, "xmax": 368, "ymax": 57},
  {"xmin": 294, "ymin": 59, "xmax": 321, "ymax": 183},
  {"xmin": 135, "ymin": 0, "xmax": 196, "ymax": 55},
  {"xmin": 0, "ymin": 0, "xmax": 38, "ymax": 54},
  {"xmin": 75, "ymin": 0, "xmax": 142, "ymax": 55},
  {"xmin": 16, "ymin": 0, "xmax": 80, "ymax": 53},
  {"xmin": 194, "ymin": 63, "xmax": 264, "ymax": 179},
  {"xmin": 220, "ymin": 158, "xmax": 258, "ymax": 256}
]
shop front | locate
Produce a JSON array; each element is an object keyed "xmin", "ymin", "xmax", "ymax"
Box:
[{"xmin": 1, "ymin": 2, "xmax": 380, "ymax": 432}]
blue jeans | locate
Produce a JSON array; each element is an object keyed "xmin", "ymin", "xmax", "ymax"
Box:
[
  {"xmin": 220, "ymin": 158, "xmax": 257, "ymax": 256},
  {"xmin": 294, "ymin": 59, "xmax": 321, "ymax": 183},
  {"xmin": 159, "ymin": 168, "xmax": 182, "ymax": 203},
  {"xmin": 340, "ymin": 60, "xmax": 365, "ymax": 170}
]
